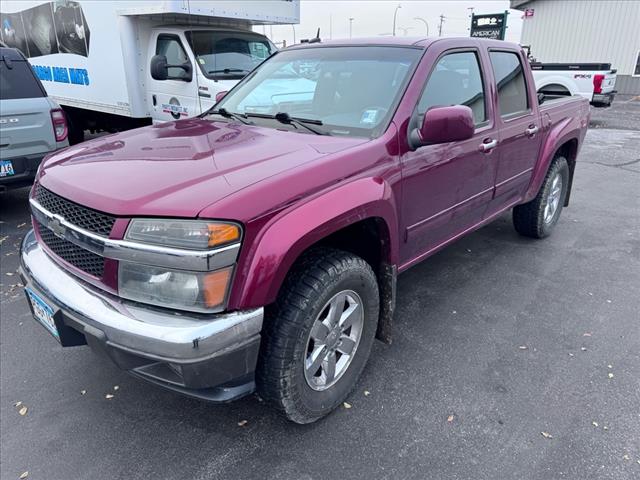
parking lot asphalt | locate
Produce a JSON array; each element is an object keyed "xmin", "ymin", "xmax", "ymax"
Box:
[{"xmin": 1, "ymin": 99, "xmax": 639, "ymax": 480}]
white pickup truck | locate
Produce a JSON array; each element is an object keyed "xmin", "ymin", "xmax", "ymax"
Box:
[
  {"xmin": 0, "ymin": 0, "xmax": 299, "ymax": 143},
  {"xmin": 530, "ymin": 61, "xmax": 617, "ymax": 108}
]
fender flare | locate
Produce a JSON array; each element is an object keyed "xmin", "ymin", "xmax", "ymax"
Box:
[
  {"xmin": 524, "ymin": 117, "xmax": 579, "ymax": 202},
  {"xmin": 231, "ymin": 177, "xmax": 399, "ymax": 309}
]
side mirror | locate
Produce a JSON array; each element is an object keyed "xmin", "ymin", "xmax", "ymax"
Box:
[
  {"xmin": 150, "ymin": 54, "xmax": 193, "ymax": 82},
  {"xmin": 215, "ymin": 91, "xmax": 228, "ymax": 103},
  {"xmin": 409, "ymin": 105, "xmax": 475, "ymax": 149},
  {"xmin": 150, "ymin": 54, "xmax": 168, "ymax": 80},
  {"xmin": 537, "ymin": 92, "xmax": 546, "ymax": 105}
]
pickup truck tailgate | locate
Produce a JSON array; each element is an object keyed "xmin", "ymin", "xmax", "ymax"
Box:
[{"xmin": 599, "ymin": 71, "xmax": 616, "ymax": 94}]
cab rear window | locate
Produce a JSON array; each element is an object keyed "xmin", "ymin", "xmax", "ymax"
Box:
[{"xmin": 0, "ymin": 61, "xmax": 46, "ymax": 100}]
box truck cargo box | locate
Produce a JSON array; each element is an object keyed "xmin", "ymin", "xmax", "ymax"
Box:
[{"xmin": 0, "ymin": 1, "xmax": 299, "ymax": 142}]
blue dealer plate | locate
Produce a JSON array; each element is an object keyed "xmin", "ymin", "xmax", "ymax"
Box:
[
  {"xmin": 0, "ymin": 160, "xmax": 15, "ymax": 177},
  {"xmin": 26, "ymin": 287, "xmax": 59, "ymax": 339}
]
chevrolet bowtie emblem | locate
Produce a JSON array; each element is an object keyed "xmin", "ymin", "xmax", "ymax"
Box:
[{"xmin": 48, "ymin": 215, "xmax": 66, "ymax": 238}]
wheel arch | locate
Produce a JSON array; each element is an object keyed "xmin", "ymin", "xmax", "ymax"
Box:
[
  {"xmin": 230, "ymin": 177, "xmax": 399, "ymax": 342},
  {"xmin": 525, "ymin": 119, "xmax": 581, "ymax": 205}
]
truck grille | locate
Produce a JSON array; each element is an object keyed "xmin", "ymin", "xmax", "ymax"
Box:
[
  {"xmin": 36, "ymin": 220, "xmax": 105, "ymax": 278},
  {"xmin": 35, "ymin": 184, "xmax": 116, "ymax": 237}
]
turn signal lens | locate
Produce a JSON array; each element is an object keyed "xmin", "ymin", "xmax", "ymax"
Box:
[
  {"xmin": 208, "ymin": 223, "xmax": 240, "ymax": 247},
  {"xmin": 202, "ymin": 267, "xmax": 233, "ymax": 308}
]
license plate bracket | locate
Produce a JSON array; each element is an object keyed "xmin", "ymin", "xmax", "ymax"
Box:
[{"xmin": 25, "ymin": 287, "xmax": 86, "ymax": 346}]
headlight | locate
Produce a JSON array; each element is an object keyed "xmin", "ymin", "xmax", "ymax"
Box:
[
  {"xmin": 126, "ymin": 219, "xmax": 240, "ymax": 249},
  {"xmin": 118, "ymin": 263, "xmax": 233, "ymax": 312},
  {"xmin": 120, "ymin": 219, "xmax": 241, "ymax": 312}
]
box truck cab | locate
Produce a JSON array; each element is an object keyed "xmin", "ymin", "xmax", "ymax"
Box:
[
  {"xmin": 0, "ymin": 1, "xmax": 296, "ymax": 143},
  {"xmin": 147, "ymin": 27, "xmax": 275, "ymax": 123}
]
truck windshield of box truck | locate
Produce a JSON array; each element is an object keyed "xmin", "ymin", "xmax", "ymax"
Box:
[{"xmin": 186, "ymin": 30, "xmax": 276, "ymax": 81}]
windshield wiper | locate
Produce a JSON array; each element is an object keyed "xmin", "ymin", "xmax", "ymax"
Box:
[
  {"xmin": 245, "ymin": 112, "xmax": 327, "ymax": 135},
  {"xmin": 207, "ymin": 68, "xmax": 250, "ymax": 74},
  {"xmin": 208, "ymin": 108, "xmax": 253, "ymax": 125}
]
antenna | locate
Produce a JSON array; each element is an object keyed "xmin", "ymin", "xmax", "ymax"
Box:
[{"xmin": 308, "ymin": 28, "xmax": 321, "ymax": 43}]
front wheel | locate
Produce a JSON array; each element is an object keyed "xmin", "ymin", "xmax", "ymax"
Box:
[
  {"xmin": 513, "ymin": 156, "xmax": 570, "ymax": 238},
  {"xmin": 256, "ymin": 248, "xmax": 379, "ymax": 424}
]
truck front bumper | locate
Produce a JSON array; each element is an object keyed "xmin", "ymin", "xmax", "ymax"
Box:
[{"xmin": 19, "ymin": 229, "xmax": 263, "ymax": 402}]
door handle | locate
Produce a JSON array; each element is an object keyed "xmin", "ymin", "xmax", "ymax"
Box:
[
  {"xmin": 479, "ymin": 139, "xmax": 498, "ymax": 152},
  {"xmin": 152, "ymin": 94, "xmax": 157, "ymax": 106},
  {"xmin": 525, "ymin": 125, "xmax": 539, "ymax": 136}
]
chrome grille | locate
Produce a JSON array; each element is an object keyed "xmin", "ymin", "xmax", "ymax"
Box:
[
  {"xmin": 35, "ymin": 184, "xmax": 115, "ymax": 237},
  {"xmin": 36, "ymin": 221, "xmax": 105, "ymax": 278}
]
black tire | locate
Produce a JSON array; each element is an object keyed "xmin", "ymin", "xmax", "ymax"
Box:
[
  {"xmin": 65, "ymin": 111, "xmax": 85, "ymax": 145},
  {"xmin": 513, "ymin": 156, "xmax": 570, "ymax": 238},
  {"xmin": 256, "ymin": 247, "xmax": 379, "ymax": 424}
]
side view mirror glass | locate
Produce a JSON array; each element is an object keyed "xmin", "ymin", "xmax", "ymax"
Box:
[
  {"xmin": 150, "ymin": 54, "xmax": 193, "ymax": 82},
  {"xmin": 150, "ymin": 54, "xmax": 168, "ymax": 81},
  {"xmin": 409, "ymin": 105, "xmax": 475, "ymax": 149}
]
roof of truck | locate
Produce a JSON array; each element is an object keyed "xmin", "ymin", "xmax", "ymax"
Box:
[{"xmin": 286, "ymin": 36, "xmax": 521, "ymax": 50}]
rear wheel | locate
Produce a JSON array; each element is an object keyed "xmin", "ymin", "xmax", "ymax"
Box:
[
  {"xmin": 256, "ymin": 248, "xmax": 379, "ymax": 424},
  {"xmin": 513, "ymin": 156, "xmax": 570, "ymax": 238}
]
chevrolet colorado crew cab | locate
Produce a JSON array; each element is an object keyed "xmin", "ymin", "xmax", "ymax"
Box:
[{"xmin": 20, "ymin": 37, "xmax": 589, "ymax": 423}]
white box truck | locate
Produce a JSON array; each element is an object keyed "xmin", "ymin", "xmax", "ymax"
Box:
[{"xmin": 0, "ymin": 0, "xmax": 299, "ymax": 143}]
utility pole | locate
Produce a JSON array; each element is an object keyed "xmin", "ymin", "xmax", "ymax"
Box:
[
  {"xmin": 329, "ymin": 14, "xmax": 333, "ymax": 39},
  {"xmin": 349, "ymin": 17, "xmax": 354, "ymax": 39},
  {"xmin": 392, "ymin": 4, "xmax": 402, "ymax": 36},
  {"xmin": 438, "ymin": 14, "xmax": 445, "ymax": 37}
]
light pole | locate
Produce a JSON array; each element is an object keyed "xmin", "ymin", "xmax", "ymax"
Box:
[
  {"xmin": 349, "ymin": 17, "xmax": 354, "ymax": 39},
  {"xmin": 392, "ymin": 4, "xmax": 402, "ymax": 36},
  {"xmin": 291, "ymin": 24, "xmax": 296, "ymax": 44},
  {"xmin": 397, "ymin": 26, "xmax": 413, "ymax": 36},
  {"xmin": 414, "ymin": 17, "xmax": 429, "ymax": 36}
]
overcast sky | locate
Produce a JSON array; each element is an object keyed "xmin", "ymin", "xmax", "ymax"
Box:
[{"xmin": 261, "ymin": 0, "xmax": 524, "ymax": 46}]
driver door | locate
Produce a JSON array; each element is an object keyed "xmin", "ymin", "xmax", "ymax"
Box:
[
  {"xmin": 147, "ymin": 33, "xmax": 198, "ymax": 123},
  {"xmin": 400, "ymin": 49, "xmax": 498, "ymax": 264}
]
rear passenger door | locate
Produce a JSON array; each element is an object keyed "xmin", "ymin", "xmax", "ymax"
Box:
[
  {"xmin": 488, "ymin": 50, "xmax": 542, "ymax": 213},
  {"xmin": 400, "ymin": 48, "xmax": 497, "ymax": 264}
]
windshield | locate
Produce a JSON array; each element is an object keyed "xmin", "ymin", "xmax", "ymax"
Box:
[
  {"xmin": 186, "ymin": 30, "xmax": 275, "ymax": 80},
  {"xmin": 216, "ymin": 46, "xmax": 421, "ymax": 138}
]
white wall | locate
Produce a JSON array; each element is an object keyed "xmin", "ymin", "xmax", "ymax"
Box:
[{"xmin": 520, "ymin": 0, "xmax": 640, "ymax": 76}]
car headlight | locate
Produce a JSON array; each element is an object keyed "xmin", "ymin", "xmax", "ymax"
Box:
[
  {"xmin": 119, "ymin": 219, "xmax": 241, "ymax": 312},
  {"xmin": 125, "ymin": 219, "xmax": 240, "ymax": 249},
  {"xmin": 118, "ymin": 263, "xmax": 232, "ymax": 312}
]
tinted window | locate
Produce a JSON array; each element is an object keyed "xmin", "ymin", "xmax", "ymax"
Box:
[
  {"xmin": 0, "ymin": 60, "xmax": 45, "ymax": 100},
  {"xmin": 418, "ymin": 51, "xmax": 486, "ymax": 125},
  {"xmin": 635, "ymin": 51, "xmax": 640, "ymax": 76},
  {"xmin": 156, "ymin": 35, "xmax": 190, "ymax": 80},
  {"xmin": 490, "ymin": 51, "xmax": 529, "ymax": 117}
]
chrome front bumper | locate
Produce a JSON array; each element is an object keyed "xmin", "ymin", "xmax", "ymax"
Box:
[{"xmin": 19, "ymin": 229, "xmax": 264, "ymax": 401}]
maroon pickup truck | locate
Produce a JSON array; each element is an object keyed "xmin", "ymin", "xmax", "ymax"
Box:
[{"xmin": 20, "ymin": 37, "xmax": 589, "ymax": 423}]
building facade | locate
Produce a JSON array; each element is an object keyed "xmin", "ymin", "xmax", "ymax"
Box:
[{"xmin": 511, "ymin": 0, "xmax": 640, "ymax": 95}]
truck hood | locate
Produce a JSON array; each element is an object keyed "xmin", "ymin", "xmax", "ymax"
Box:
[{"xmin": 38, "ymin": 119, "xmax": 367, "ymax": 218}]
